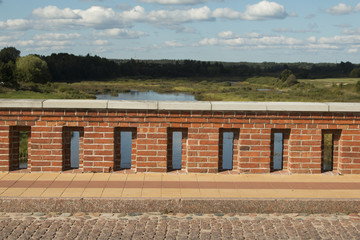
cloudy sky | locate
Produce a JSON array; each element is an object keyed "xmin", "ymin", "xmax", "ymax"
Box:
[{"xmin": 1, "ymin": 0, "xmax": 360, "ymax": 62}]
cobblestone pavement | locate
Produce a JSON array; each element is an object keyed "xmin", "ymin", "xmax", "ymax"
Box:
[{"xmin": 0, "ymin": 212, "xmax": 359, "ymax": 239}]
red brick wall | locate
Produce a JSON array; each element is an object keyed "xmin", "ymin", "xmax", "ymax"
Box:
[{"xmin": 1, "ymin": 107, "xmax": 360, "ymax": 174}]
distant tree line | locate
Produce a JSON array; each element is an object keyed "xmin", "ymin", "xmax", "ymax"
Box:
[
  {"xmin": 43, "ymin": 53, "xmax": 360, "ymax": 82},
  {"xmin": 1, "ymin": 47, "xmax": 360, "ymax": 90}
]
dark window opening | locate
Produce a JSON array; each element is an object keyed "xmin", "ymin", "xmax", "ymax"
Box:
[
  {"xmin": 321, "ymin": 130, "xmax": 341, "ymax": 173},
  {"xmin": 19, "ymin": 131, "xmax": 29, "ymax": 169},
  {"xmin": 322, "ymin": 133, "xmax": 334, "ymax": 172},
  {"xmin": 9, "ymin": 126, "xmax": 30, "ymax": 171}
]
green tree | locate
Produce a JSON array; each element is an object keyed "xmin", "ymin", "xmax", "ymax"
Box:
[
  {"xmin": 356, "ymin": 81, "xmax": 360, "ymax": 92},
  {"xmin": 286, "ymin": 74, "xmax": 299, "ymax": 86},
  {"xmin": 0, "ymin": 61, "xmax": 18, "ymax": 88},
  {"xmin": 0, "ymin": 47, "xmax": 20, "ymax": 63},
  {"xmin": 280, "ymin": 69, "xmax": 292, "ymax": 82},
  {"xmin": 15, "ymin": 55, "xmax": 52, "ymax": 84},
  {"xmin": 350, "ymin": 67, "xmax": 360, "ymax": 78}
]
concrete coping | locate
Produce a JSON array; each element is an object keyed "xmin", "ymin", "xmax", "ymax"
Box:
[{"xmin": 1, "ymin": 99, "xmax": 360, "ymax": 112}]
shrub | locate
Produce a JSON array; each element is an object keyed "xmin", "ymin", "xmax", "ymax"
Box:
[
  {"xmin": 356, "ymin": 81, "xmax": 360, "ymax": 92},
  {"xmin": 286, "ymin": 74, "xmax": 299, "ymax": 86}
]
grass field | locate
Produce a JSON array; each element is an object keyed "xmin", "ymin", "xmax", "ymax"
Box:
[
  {"xmin": 1, "ymin": 77, "xmax": 360, "ymax": 102},
  {"xmin": 299, "ymin": 78, "xmax": 360, "ymax": 87}
]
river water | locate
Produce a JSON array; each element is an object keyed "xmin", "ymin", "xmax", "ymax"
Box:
[{"xmin": 96, "ymin": 90, "xmax": 196, "ymax": 101}]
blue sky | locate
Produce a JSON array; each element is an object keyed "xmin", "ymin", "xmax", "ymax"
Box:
[{"xmin": 1, "ymin": 0, "xmax": 360, "ymax": 63}]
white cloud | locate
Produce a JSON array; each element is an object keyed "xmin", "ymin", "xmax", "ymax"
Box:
[
  {"xmin": 318, "ymin": 35, "xmax": 360, "ymax": 44},
  {"xmin": 198, "ymin": 38, "xmax": 219, "ymax": 46},
  {"xmin": 212, "ymin": 1, "xmax": 288, "ymax": 21},
  {"xmin": 197, "ymin": 31, "xmax": 360, "ymax": 51},
  {"xmin": 93, "ymin": 40, "xmax": 109, "ymax": 45},
  {"xmin": 0, "ymin": 2, "xmax": 290, "ymax": 33},
  {"xmin": 0, "ymin": 33, "xmax": 24, "ymax": 47},
  {"xmin": 36, "ymin": 40, "xmax": 73, "ymax": 47},
  {"xmin": 136, "ymin": 0, "xmax": 209, "ymax": 4},
  {"xmin": 213, "ymin": 8, "xmax": 242, "ymax": 19},
  {"xmin": 121, "ymin": 6, "xmax": 147, "ymax": 21},
  {"xmin": 355, "ymin": 3, "xmax": 360, "ymax": 12},
  {"xmin": 348, "ymin": 48, "xmax": 358, "ymax": 53},
  {"xmin": 273, "ymin": 24, "xmax": 318, "ymax": 34},
  {"xmin": 307, "ymin": 36, "xmax": 317, "ymax": 43},
  {"xmin": 326, "ymin": 3, "xmax": 360, "ymax": 15},
  {"xmin": 34, "ymin": 33, "xmax": 81, "ymax": 40},
  {"xmin": 33, "ymin": 6, "xmax": 80, "ymax": 19},
  {"xmin": 326, "ymin": 3, "xmax": 352, "ymax": 15},
  {"xmin": 241, "ymin": 0, "xmax": 288, "ymax": 20},
  {"xmin": 0, "ymin": 19, "xmax": 32, "ymax": 31},
  {"xmin": 74, "ymin": 6, "xmax": 125, "ymax": 29},
  {"xmin": 31, "ymin": 5, "xmax": 127, "ymax": 30},
  {"xmin": 94, "ymin": 28, "xmax": 147, "ymax": 39},
  {"xmin": 164, "ymin": 40, "xmax": 183, "ymax": 47},
  {"xmin": 343, "ymin": 28, "xmax": 360, "ymax": 35},
  {"xmin": 15, "ymin": 40, "xmax": 35, "ymax": 47},
  {"xmin": 218, "ymin": 31, "xmax": 234, "ymax": 39},
  {"xmin": 146, "ymin": 6, "xmax": 214, "ymax": 24}
]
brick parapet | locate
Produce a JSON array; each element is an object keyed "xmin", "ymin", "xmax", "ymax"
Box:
[{"xmin": 1, "ymin": 99, "xmax": 360, "ymax": 174}]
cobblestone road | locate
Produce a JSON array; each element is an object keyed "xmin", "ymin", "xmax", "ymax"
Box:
[{"xmin": 0, "ymin": 212, "xmax": 359, "ymax": 239}]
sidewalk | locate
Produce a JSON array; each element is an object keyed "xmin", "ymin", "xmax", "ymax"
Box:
[{"xmin": 0, "ymin": 172, "xmax": 360, "ymax": 213}]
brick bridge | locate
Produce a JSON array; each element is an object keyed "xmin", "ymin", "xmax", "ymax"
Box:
[{"xmin": 1, "ymin": 99, "xmax": 359, "ymax": 174}]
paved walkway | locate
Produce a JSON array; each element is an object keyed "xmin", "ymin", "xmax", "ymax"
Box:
[
  {"xmin": 0, "ymin": 172, "xmax": 360, "ymax": 199},
  {"xmin": 1, "ymin": 212, "xmax": 360, "ymax": 239}
]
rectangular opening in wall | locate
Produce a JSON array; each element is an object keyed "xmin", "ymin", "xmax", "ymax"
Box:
[
  {"xmin": 219, "ymin": 129, "xmax": 239, "ymax": 172},
  {"xmin": 167, "ymin": 128, "xmax": 187, "ymax": 172},
  {"xmin": 271, "ymin": 129, "xmax": 290, "ymax": 172},
  {"xmin": 273, "ymin": 133, "xmax": 283, "ymax": 171},
  {"xmin": 114, "ymin": 128, "xmax": 137, "ymax": 171},
  {"xmin": 19, "ymin": 131, "xmax": 29, "ymax": 169},
  {"xmin": 63, "ymin": 127, "xmax": 84, "ymax": 171},
  {"xmin": 321, "ymin": 130, "xmax": 341, "ymax": 173},
  {"xmin": 120, "ymin": 131, "xmax": 132, "ymax": 169},
  {"xmin": 172, "ymin": 131, "xmax": 182, "ymax": 170},
  {"xmin": 222, "ymin": 132, "xmax": 234, "ymax": 170},
  {"xmin": 70, "ymin": 131, "xmax": 80, "ymax": 169},
  {"xmin": 322, "ymin": 132, "xmax": 334, "ymax": 172},
  {"xmin": 10, "ymin": 126, "xmax": 31, "ymax": 171}
]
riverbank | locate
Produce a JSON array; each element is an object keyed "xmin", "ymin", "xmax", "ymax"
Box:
[{"xmin": 1, "ymin": 77, "xmax": 360, "ymax": 102}]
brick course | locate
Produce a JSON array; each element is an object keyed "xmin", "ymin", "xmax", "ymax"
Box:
[{"xmin": 1, "ymin": 100, "xmax": 360, "ymax": 174}]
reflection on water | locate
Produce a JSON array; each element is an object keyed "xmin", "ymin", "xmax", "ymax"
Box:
[{"xmin": 96, "ymin": 90, "xmax": 196, "ymax": 101}]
